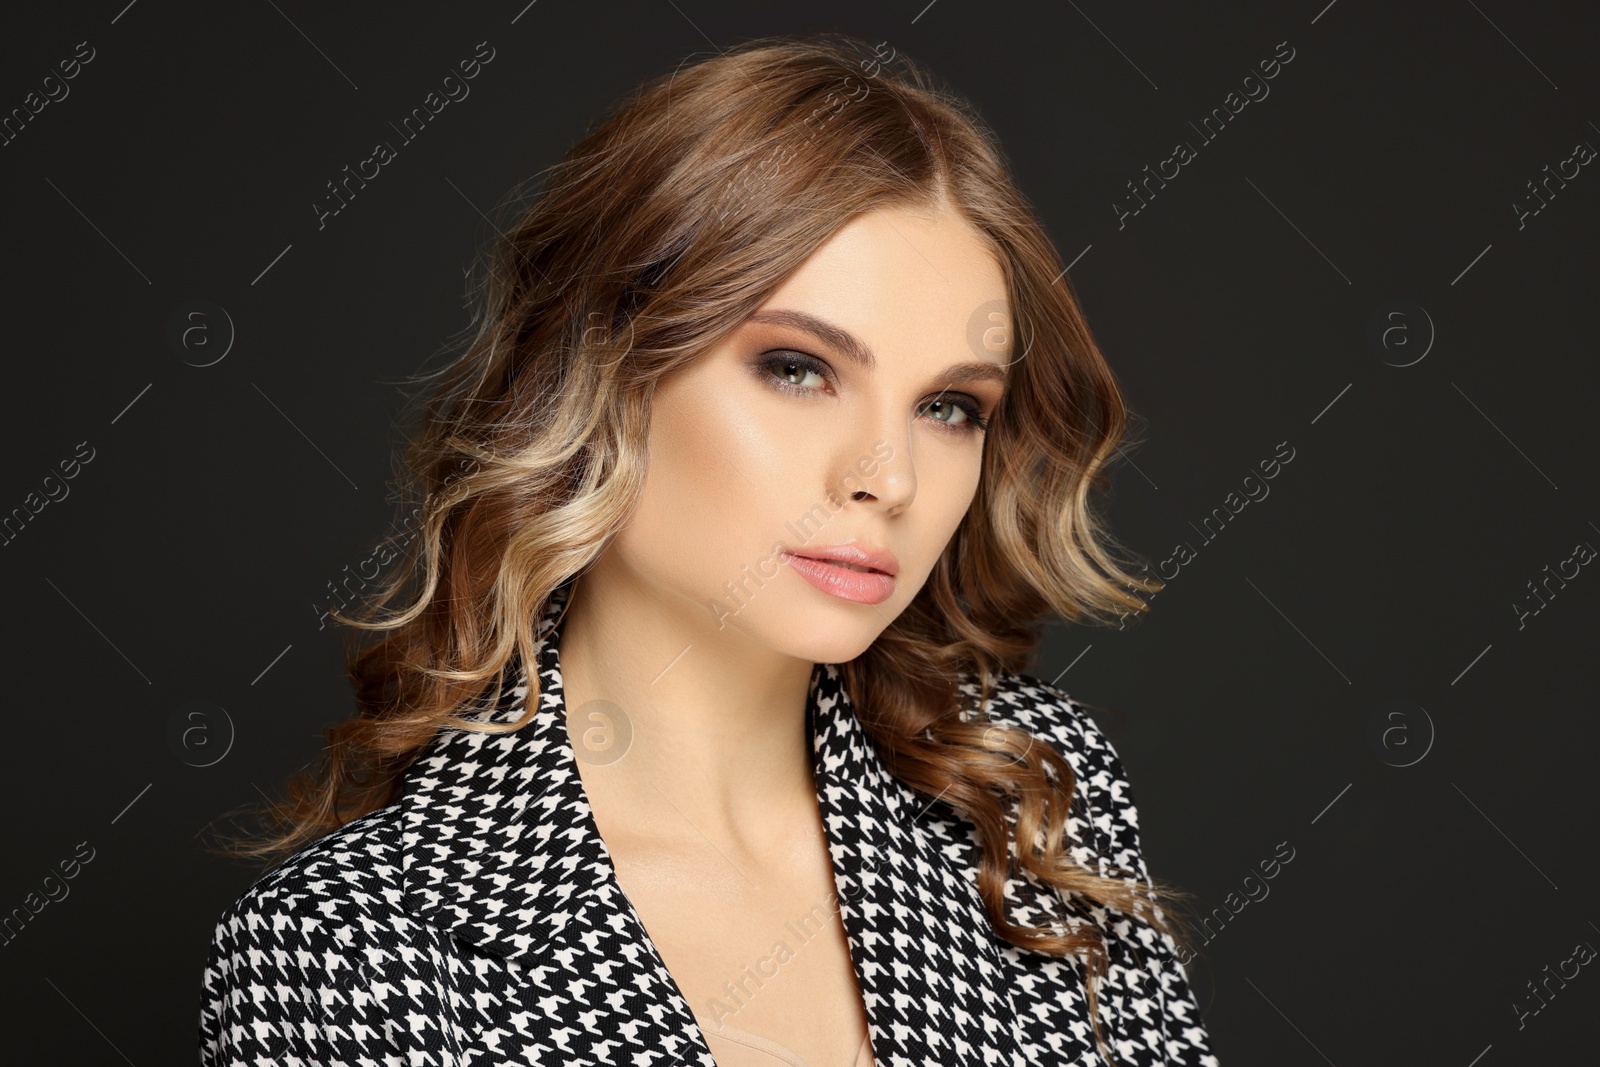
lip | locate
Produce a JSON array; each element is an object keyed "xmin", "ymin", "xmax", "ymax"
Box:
[
  {"xmin": 782, "ymin": 543, "xmax": 899, "ymax": 605},
  {"xmin": 787, "ymin": 542, "xmax": 899, "ymax": 576}
]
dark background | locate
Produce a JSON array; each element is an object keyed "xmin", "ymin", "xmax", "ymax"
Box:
[{"xmin": 3, "ymin": 1, "xmax": 1596, "ymax": 1063}]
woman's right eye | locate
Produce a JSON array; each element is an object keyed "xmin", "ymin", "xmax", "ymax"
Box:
[{"xmin": 757, "ymin": 352, "xmax": 832, "ymax": 394}]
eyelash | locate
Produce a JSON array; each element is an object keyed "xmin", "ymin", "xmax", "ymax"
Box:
[{"xmin": 754, "ymin": 351, "xmax": 992, "ymax": 435}]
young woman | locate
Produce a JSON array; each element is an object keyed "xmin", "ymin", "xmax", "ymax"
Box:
[{"xmin": 200, "ymin": 32, "xmax": 1218, "ymax": 1067}]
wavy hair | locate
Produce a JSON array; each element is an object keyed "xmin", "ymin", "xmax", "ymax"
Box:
[{"xmin": 214, "ymin": 32, "xmax": 1196, "ymax": 1066}]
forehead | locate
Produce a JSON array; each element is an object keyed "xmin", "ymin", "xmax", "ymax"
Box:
[{"xmin": 757, "ymin": 205, "xmax": 1010, "ymax": 362}]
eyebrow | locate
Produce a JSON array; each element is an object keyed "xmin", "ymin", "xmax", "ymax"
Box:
[{"xmin": 745, "ymin": 308, "xmax": 1010, "ymax": 387}]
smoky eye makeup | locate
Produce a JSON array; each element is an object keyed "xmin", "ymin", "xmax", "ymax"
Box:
[{"xmin": 747, "ymin": 348, "xmax": 993, "ymax": 434}]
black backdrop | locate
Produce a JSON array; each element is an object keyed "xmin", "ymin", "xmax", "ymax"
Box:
[{"xmin": 3, "ymin": 1, "xmax": 1597, "ymax": 1063}]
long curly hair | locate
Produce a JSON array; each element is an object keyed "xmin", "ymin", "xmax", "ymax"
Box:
[{"xmin": 214, "ymin": 32, "xmax": 1195, "ymax": 1066}]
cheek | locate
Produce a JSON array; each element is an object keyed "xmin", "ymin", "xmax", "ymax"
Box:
[
  {"xmin": 615, "ymin": 380, "xmax": 801, "ymax": 594},
  {"xmin": 919, "ymin": 451, "xmax": 984, "ymax": 557}
]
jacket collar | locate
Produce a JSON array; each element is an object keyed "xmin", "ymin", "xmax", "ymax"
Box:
[{"xmin": 398, "ymin": 580, "xmax": 1025, "ymax": 1065}]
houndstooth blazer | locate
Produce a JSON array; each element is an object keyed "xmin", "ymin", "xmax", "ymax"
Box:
[{"xmin": 199, "ymin": 580, "xmax": 1218, "ymax": 1066}]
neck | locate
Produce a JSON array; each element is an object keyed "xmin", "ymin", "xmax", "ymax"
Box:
[{"xmin": 554, "ymin": 568, "xmax": 822, "ymax": 856}]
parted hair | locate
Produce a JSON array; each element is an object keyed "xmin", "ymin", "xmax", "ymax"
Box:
[{"xmin": 215, "ymin": 32, "xmax": 1195, "ymax": 1067}]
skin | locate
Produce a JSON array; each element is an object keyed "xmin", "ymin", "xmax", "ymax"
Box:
[{"xmin": 558, "ymin": 197, "xmax": 1011, "ymax": 1067}]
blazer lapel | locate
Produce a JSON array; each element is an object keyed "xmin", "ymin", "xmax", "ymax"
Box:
[
  {"xmin": 398, "ymin": 580, "xmax": 1025, "ymax": 1066},
  {"xmin": 809, "ymin": 663, "xmax": 1027, "ymax": 1066}
]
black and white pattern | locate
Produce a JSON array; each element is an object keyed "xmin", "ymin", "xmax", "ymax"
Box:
[{"xmin": 200, "ymin": 580, "xmax": 1218, "ymax": 1065}]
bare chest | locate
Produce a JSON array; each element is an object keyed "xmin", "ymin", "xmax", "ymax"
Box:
[{"xmin": 599, "ymin": 818, "xmax": 878, "ymax": 1067}]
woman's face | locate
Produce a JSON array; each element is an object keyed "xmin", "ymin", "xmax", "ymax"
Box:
[{"xmin": 609, "ymin": 200, "xmax": 1012, "ymax": 665}]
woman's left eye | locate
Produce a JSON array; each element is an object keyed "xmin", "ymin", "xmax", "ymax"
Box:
[
  {"xmin": 918, "ymin": 394, "xmax": 991, "ymax": 434},
  {"xmin": 920, "ymin": 396, "xmax": 979, "ymax": 430}
]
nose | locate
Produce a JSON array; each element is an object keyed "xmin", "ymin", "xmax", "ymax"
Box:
[{"xmin": 833, "ymin": 412, "xmax": 917, "ymax": 515}]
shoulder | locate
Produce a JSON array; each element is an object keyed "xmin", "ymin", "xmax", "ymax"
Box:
[
  {"xmin": 956, "ymin": 674, "xmax": 1219, "ymax": 1058},
  {"xmin": 958, "ymin": 669, "xmax": 1148, "ymax": 883},
  {"xmin": 963, "ymin": 670, "xmax": 1122, "ymax": 767},
  {"xmin": 199, "ymin": 806, "xmax": 416, "ymax": 1062},
  {"xmin": 217, "ymin": 802, "xmax": 405, "ymax": 926},
  {"xmin": 959, "ymin": 668, "xmax": 1132, "ymax": 807},
  {"xmin": 203, "ymin": 803, "xmax": 410, "ymax": 984}
]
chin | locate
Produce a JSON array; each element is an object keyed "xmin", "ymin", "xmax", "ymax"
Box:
[{"xmin": 762, "ymin": 593, "xmax": 899, "ymax": 666}]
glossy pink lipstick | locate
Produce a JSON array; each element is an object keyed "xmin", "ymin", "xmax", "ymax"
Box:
[{"xmin": 781, "ymin": 543, "xmax": 898, "ymax": 605}]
